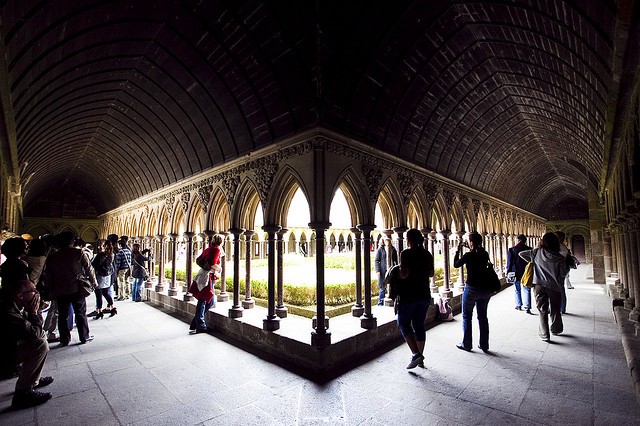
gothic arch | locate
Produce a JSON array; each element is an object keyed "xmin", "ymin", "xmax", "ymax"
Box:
[
  {"xmin": 209, "ymin": 187, "xmax": 231, "ymax": 232},
  {"xmin": 377, "ymin": 178, "xmax": 404, "ymax": 229},
  {"xmin": 333, "ymin": 166, "xmax": 369, "ymax": 227},
  {"xmin": 264, "ymin": 166, "xmax": 308, "ymax": 227},
  {"xmin": 232, "ymin": 177, "xmax": 264, "ymax": 230}
]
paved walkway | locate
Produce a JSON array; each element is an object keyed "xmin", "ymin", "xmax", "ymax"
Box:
[{"xmin": 1, "ymin": 264, "xmax": 639, "ymax": 425}]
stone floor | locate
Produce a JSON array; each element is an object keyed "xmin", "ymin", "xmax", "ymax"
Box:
[{"xmin": 1, "ymin": 264, "xmax": 639, "ymax": 425}]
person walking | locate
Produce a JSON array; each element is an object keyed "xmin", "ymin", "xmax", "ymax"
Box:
[
  {"xmin": 519, "ymin": 232, "xmax": 568, "ymax": 342},
  {"xmin": 506, "ymin": 234, "xmax": 533, "ymax": 313},
  {"xmin": 374, "ymin": 237, "xmax": 398, "ymax": 306},
  {"xmin": 555, "ymin": 231, "xmax": 573, "ymax": 314},
  {"xmin": 453, "ymin": 231, "xmax": 493, "ymax": 353},
  {"xmin": 395, "ymin": 229, "xmax": 434, "ymax": 369},
  {"xmin": 114, "ymin": 238, "xmax": 132, "ymax": 301}
]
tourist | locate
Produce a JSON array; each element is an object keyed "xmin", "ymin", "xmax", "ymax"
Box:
[
  {"xmin": 92, "ymin": 240, "xmax": 116, "ymax": 318},
  {"xmin": 114, "ymin": 238, "xmax": 132, "ymax": 301},
  {"xmin": 506, "ymin": 234, "xmax": 533, "ymax": 313},
  {"xmin": 131, "ymin": 243, "xmax": 152, "ymax": 302},
  {"xmin": 519, "ymin": 232, "xmax": 568, "ymax": 342},
  {"xmin": 453, "ymin": 231, "xmax": 493, "ymax": 353},
  {"xmin": 396, "ymin": 229, "xmax": 434, "ymax": 369},
  {"xmin": 0, "ymin": 237, "xmax": 30, "ymax": 284},
  {"xmin": 374, "ymin": 237, "xmax": 398, "ymax": 306},
  {"xmin": 190, "ymin": 234, "xmax": 224, "ymax": 333}
]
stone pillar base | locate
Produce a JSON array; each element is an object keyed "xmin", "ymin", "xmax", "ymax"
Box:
[
  {"xmin": 145, "ymin": 281, "xmax": 153, "ymax": 289},
  {"xmin": 351, "ymin": 305, "xmax": 364, "ymax": 317},
  {"xmin": 155, "ymin": 284, "xmax": 165, "ymax": 292},
  {"xmin": 263, "ymin": 317, "xmax": 280, "ymax": 331},
  {"xmin": 168, "ymin": 288, "xmax": 178, "ymax": 296},
  {"xmin": 440, "ymin": 289, "xmax": 453, "ymax": 299},
  {"xmin": 311, "ymin": 331, "xmax": 331, "ymax": 348},
  {"xmin": 276, "ymin": 306, "xmax": 288, "ymax": 318},
  {"xmin": 360, "ymin": 315, "xmax": 377, "ymax": 329},
  {"xmin": 430, "ymin": 285, "xmax": 439, "ymax": 294},
  {"xmin": 217, "ymin": 292, "xmax": 230, "ymax": 302},
  {"xmin": 455, "ymin": 284, "xmax": 465, "ymax": 293},
  {"xmin": 242, "ymin": 299, "xmax": 255, "ymax": 309},
  {"xmin": 384, "ymin": 297, "xmax": 394, "ymax": 307},
  {"xmin": 229, "ymin": 307, "xmax": 243, "ymax": 318},
  {"xmin": 630, "ymin": 308, "xmax": 640, "ymax": 322},
  {"xmin": 183, "ymin": 294, "xmax": 193, "ymax": 302},
  {"xmin": 624, "ymin": 298, "xmax": 635, "ymax": 310}
]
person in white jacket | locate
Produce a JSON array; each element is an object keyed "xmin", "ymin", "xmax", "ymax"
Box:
[{"xmin": 519, "ymin": 232, "xmax": 568, "ymax": 342}]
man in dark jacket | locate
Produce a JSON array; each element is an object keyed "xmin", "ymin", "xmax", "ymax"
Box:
[
  {"xmin": 374, "ymin": 237, "xmax": 398, "ymax": 306},
  {"xmin": 507, "ymin": 234, "xmax": 533, "ymax": 313},
  {"xmin": 0, "ymin": 279, "xmax": 54, "ymax": 409}
]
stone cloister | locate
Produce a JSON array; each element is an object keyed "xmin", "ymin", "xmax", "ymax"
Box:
[{"xmin": 101, "ymin": 130, "xmax": 549, "ymax": 350}]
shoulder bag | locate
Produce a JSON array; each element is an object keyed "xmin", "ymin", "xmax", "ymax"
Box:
[
  {"xmin": 521, "ymin": 250, "xmax": 536, "ymax": 289},
  {"xmin": 485, "ymin": 260, "xmax": 502, "ymax": 293}
]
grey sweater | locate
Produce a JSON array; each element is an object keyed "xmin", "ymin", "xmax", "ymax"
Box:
[{"xmin": 518, "ymin": 248, "xmax": 567, "ymax": 292}]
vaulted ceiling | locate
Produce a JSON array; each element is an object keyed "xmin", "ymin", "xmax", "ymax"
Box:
[{"xmin": 1, "ymin": 0, "xmax": 637, "ymax": 219}]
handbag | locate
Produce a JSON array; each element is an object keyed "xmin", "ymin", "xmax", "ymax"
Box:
[
  {"xmin": 196, "ymin": 251, "xmax": 211, "ymax": 271},
  {"xmin": 188, "ymin": 280, "xmax": 215, "ymax": 303},
  {"xmin": 77, "ymin": 277, "xmax": 95, "ymax": 298},
  {"xmin": 521, "ymin": 250, "xmax": 536, "ymax": 289},
  {"xmin": 486, "ymin": 261, "xmax": 501, "ymax": 293}
]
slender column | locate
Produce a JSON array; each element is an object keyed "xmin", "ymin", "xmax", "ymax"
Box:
[
  {"xmin": 155, "ymin": 235, "xmax": 166, "ymax": 292},
  {"xmin": 603, "ymin": 230, "xmax": 612, "ymax": 276},
  {"xmin": 262, "ymin": 226, "xmax": 281, "ymax": 330},
  {"xmin": 440, "ymin": 230, "xmax": 453, "ymax": 299},
  {"xmin": 383, "ymin": 229, "xmax": 396, "ymax": 307},
  {"xmin": 167, "ymin": 233, "xmax": 179, "ymax": 296},
  {"xmin": 276, "ymin": 228, "xmax": 288, "ymax": 318},
  {"xmin": 622, "ymin": 223, "xmax": 634, "ymax": 309},
  {"xmin": 351, "ymin": 227, "xmax": 364, "ymax": 317},
  {"xmin": 183, "ymin": 232, "xmax": 195, "ymax": 301},
  {"xmin": 393, "ymin": 226, "xmax": 408, "ymax": 252},
  {"xmin": 455, "ymin": 230, "xmax": 466, "ymax": 292},
  {"xmin": 145, "ymin": 236, "xmax": 154, "ymax": 288},
  {"xmin": 216, "ymin": 231, "xmax": 230, "ymax": 302},
  {"xmin": 489, "ymin": 233, "xmax": 497, "ymax": 266},
  {"xmin": 427, "ymin": 230, "xmax": 438, "ymax": 293},
  {"xmin": 228, "ymin": 228, "xmax": 245, "ymax": 318},
  {"xmin": 242, "ymin": 230, "xmax": 256, "ymax": 309},
  {"xmin": 310, "ymin": 222, "xmax": 332, "ymax": 346},
  {"xmin": 358, "ymin": 224, "xmax": 377, "ymax": 329},
  {"xmin": 497, "ymin": 233, "xmax": 505, "ymax": 277},
  {"xmin": 627, "ymin": 217, "xmax": 640, "ymax": 321}
]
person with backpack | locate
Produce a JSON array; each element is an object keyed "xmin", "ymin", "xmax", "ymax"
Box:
[
  {"xmin": 114, "ymin": 238, "xmax": 132, "ymax": 301},
  {"xmin": 395, "ymin": 229, "xmax": 434, "ymax": 369},
  {"xmin": 91, "ymin": 240, "xmax": 116, "ymax": 318},
  {"xmin": 130, "ymin": 244, "xmax": 152, "ymax": 302}
]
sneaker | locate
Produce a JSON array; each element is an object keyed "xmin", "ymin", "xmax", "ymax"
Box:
[
  {"xmin": 80, "ymin": 335, "xmax": 95, "ymax": 344},
  {"xmin": 526, "ymin": 308, "xmax": 532, "ymax": 314},
  {"xmin": 418, "ymin": 361, "xmax": 425, "ymax": 368},
  {"xmin": 35, "ymin": 376, "xmax": 54, "ymax": 388},
  {"xmin": 567, "ymin": 285, "xmax": 574, "ymax": 289},
  {"xmin": 47, "ymin": 334, "xmax": 59, "ymax": 343},
  {"xmin": 515, "ymin": 306, "xmax": 522, "ymax": 311},
  {"xmin": 11, "ymin": 389, "xmax": 52, "ymax": 409},
  {"xmin": 87, "ymin": 310, "xmax": 98, "ymax": 317},
  {"xmin": 406, "ymin": 353, "xmax": 424, "ymax": 369}
]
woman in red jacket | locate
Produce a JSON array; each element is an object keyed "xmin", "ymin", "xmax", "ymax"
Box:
[{"xmin": 189, "ymin": 234, "xmax": 224, "ymax": 333}]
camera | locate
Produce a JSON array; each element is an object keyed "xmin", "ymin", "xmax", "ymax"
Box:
[{"xmin": 462, "ymin": 241, "xmax": 469, "ymax": 248}]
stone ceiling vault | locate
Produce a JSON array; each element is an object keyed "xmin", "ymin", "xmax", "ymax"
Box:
[{"xmin": 0, "ymin": 0, "xmax": 636, "ymax": 219}]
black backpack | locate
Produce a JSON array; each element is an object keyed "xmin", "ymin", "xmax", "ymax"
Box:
[{"xmin": 93, "ymin": 253, "xmax": 115, "ymax": 277}]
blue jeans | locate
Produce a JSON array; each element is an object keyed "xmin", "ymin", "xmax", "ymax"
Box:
[
  {"xmin": 461, "ymin": 286, "xmax": 491, "ymax": 350},
  {"xmin": 190, "ymin": 299, "xmax": 213, "ymax": 330},
  {"xmin": 514, "ymin": 280, "xmax": 531, "ymax": 309},
  {"xmin": 132, "ymin": 277, "xmax": 144, "ymax": 302},
  {"xmin": 377, "ymin": 272, "xmax": 385, "ymax": 305},
  {"xmin": 396, "ymin": 300, "xmax": 429, "ymax": 341}
]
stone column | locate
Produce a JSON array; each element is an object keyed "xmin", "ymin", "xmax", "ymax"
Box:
[
  {"xmin": 603, "ymin": 229, "xmax": 612, "ymax": 276},
  {"xmin": 182, "ymin": 232, "xmax": 195, "ymax": 301},
  {"xmin": 622, "ymin": 222, "xmax": 634, "ymax": 309},
  {"xmin": 242, "ymin": 230, "xmax": 256, "ymax": 309},
  {"xmin": 627, "ymin": 217, "xmax": 640, "ymax": 322},
  {"xmin": 262, "ymin": 226, "xmax": 281, "ymax": 331},
  {"xmin": 351, "ymin": 227, "xmax": 364, "ymax": 317},
  {"xmin": 440, "ymin": 230, "xmax": 453, "ymax": 299},
  {"xmin": 145, "ymin": 236, "xmax": 154, "ymax": 288},
  {"xmin": 276, "ymin": 228, "xmax": 288, "ymax": 318},
  {"xmin": 357, "ymin": 224, "xmax": 377, "ymax": 329},
  {"xmin": 310, "ymin": 222, "xmax": 332, "ymax": 347},
  {"xmin": 155, "ymin": 235, "xmax": 166, "ymax": 292},
  {"xmin": 393, "ymin": 226, "xmax": 408, "ymax": 252},
  {"xmin": 215, "ymin": 231, "xmax": 230, "ymax": 302},
  {"xmin": 228, "ymin": 228, "xmax": 245, "ymax": 318},
  {"xmin": 427, "ymin": 230, "xmax": 438, "ymax": 293},
  {"xmin": 455, "ymin": 230, "xmax": 466, "ymax": 292},
  {"xmin": 497, "ymin": 233, "xmax": 505, "ymax": 277},
  {"xmin": 490, "ymin": 233, "xmax": 497, "ymax": 266},
  {"xmin": 167, "ymin": 233, "xmax": 179, "ymax": 296}
]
